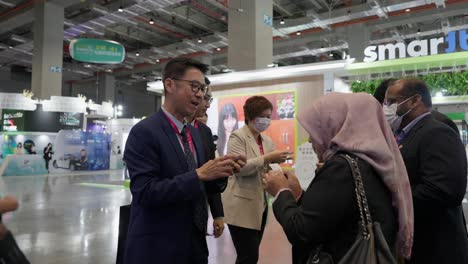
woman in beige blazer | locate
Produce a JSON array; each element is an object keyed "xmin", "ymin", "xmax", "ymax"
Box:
[{"xmin": 222, "ymin": 96, "xmax": 291, "ymax": 264}]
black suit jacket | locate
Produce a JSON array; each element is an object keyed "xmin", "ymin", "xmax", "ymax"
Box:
[
  {"xmin": 273, "ymin": 153, "xmax": 397, "ymax": 263},
  {"xmin": 431, "ymin": 110, "xmax": 459, "ymax": 134},
  {"xmin": 399, "ymin": 114, "xmax": 468, "ymax": 264},
  {"xmin": 197, "ymin": 121, "xmax": 225, "ymax": 218}
]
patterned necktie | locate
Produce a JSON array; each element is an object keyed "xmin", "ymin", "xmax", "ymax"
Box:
[{"xmin": 180, "ymin": 126, "xmax": 208, "ymax": 232}]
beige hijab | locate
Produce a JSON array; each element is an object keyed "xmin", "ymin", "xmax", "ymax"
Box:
[{"xmin": 298, "ymin": 92, "xmax": 413, "ymax": 258}]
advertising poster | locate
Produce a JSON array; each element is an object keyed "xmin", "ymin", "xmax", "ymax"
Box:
[
  {"xmin": 59, "ymin": 112, "xmax": 82, "ymax": 127},
  {"xmin": 207, "ymin": 90, "xmax": 296, "ymax": 165},
  {"xmin": 51, "ymin": 130, "xmax": 110, "ymax": 172},
  {"xmin": 1, "ymin": 110, "xmax": 25, "ymax": 132}
]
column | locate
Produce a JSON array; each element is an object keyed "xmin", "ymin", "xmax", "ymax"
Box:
[
  {"xmin": 97, "ymin": 73, "xmax": 115, "ymax": 103},
  {"xmin": 228, "ymin": 0, "xmax": 273, "ymax": 71},
  {"xmin": 31, "ymin": 1, "xmax": 64, "ymax": 99},
  {"xmin": 346, "ymin": 24, "xmax": 370, "ymax": 62}
]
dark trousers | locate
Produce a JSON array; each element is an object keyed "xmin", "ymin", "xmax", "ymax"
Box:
[
  {"xmin": 45, "ymin": 159, "xmax": 50, "ymax": 171},
  {"xmin": 188, "ymin": 227, "xmax": 209, "ymax": 264},
  {"xmin": 228, "ymin": 207, "xmax": 268, "ymax": 264}
]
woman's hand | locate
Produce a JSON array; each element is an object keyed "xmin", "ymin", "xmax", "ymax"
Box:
[
  {"xmin": 264, "ymin": 150, "xmax": 292, "ymax": 164},
  {"xmin": 284, "ymin": 171, "xmax": 303, "ymax": 201},
  {"xmin": 263, "ymin": 170, "xmax": 289, "ymax": 196}
]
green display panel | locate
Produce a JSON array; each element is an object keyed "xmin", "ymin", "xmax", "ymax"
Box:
[
  {"xmin": 346, "ymin": 51, "xmax": 468, "ymax": 75},
  {"xmin": 69, "ymin": 38, "xmax": 125, "ymax": 64}
]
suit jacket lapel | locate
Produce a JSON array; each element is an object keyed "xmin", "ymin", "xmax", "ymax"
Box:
[
  {"xmin": 157, "ymin": 111, "xmax": 188, "ymax": 171},
  {"xmin": 399, "ymin": 115, "xmax": 431, "ymax": 156},
  {"xmin": 244, "ymin": 126, "xmax": 261, "ymax": 157}
]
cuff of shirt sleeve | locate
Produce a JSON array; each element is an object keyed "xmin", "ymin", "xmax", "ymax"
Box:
[{"xmin": 275, "ymin": 188, "xmax": 292, "ymax": 200}]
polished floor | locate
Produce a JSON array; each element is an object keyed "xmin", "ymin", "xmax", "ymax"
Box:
[
  {"xmin": 0, "ymin": 170, "xmax": 292, "ymax": 264},
  {"xmin": 2, "ymin": 170, "xmax": 468, "ymax": 263}
]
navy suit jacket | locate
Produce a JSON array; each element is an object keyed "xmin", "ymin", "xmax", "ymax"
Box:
[{"xmin": 123, "ymin": 110, "xmax": 207, "ymax": 264}]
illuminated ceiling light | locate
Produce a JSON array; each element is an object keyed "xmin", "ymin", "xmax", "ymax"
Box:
[
  {"xmin": 405, "ymin": 8, "xmax": 411, "ymax": 12},
  {"xmin": 216, "ymin": 47, "xmax": 221, "ymax": 51},
  {"xmin": 329, "ymin": 53, "xmax": 333, "ymax": 57},
  {"xmin": 197, "ymin": 38, "xmax": 202, "ymax": 43},
  {"xmin": 118, "ymin": 6, "xmax": 123, "ymax": 12},
  {"xmin": 156, "ymin": 59, "xmax": 160, "ymax": 63},
  {"xmin": 136, "ymin": 52, "xmax": 140, "ymax": 56},
  {"xmin": 149, "ymin": 18, "xmax": 155, "ymax": 25},
  {"xmin": 296, "ymin": 31, "xmax": 301, "ymax": 36},
  {"xmin": 417, "ymin": 28, "xmax": 421, "ymax": 34},
  {"xmin": 280, "ymin": 18, "xmax": 285, "ymax": 25}
]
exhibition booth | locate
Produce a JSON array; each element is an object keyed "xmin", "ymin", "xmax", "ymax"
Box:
[{"xmin": 0, "ymin": 93, "xmax": 118, "ymax": 176}]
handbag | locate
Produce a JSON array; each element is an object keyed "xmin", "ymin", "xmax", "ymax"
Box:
[{"xmin": 307, "ymin": 154, "xmax": 397, "ymax": 264}]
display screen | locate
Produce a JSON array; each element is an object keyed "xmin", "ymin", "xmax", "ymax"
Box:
[
  {"xmin": 2, "ymin": 110, "xmax": 25, "ymax": 132},
  {"xmin": 60, "ymin": 112, "xmax": 81, "ymax": 127}
]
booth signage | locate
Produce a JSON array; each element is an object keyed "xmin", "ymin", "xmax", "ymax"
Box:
[
  {"xmin": 2, "ymin": 110, "xmax": 24, "ymax": 132},
  {"xmin": 364, "ymin": 29, "xmax": 468, "ymax": 62},
  {"xmin": 69, "ymin": 39, "xmax": 125, "ymax": 64}
]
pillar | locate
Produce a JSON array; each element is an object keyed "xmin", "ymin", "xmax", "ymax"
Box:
[
  {"xmin": 97, "ymin": 73, "xmax": 115, "ymax": 104},
  {"xmin": 347, "ymin": 24, "xmax": 370, "ymax": 62},
  {"xmin": 31, "ymin": 1, "xmax": 64, "ymax": 99},
  {"xmin": 228, "ymin": 0, "xmax": 273, "ymax": 71}
]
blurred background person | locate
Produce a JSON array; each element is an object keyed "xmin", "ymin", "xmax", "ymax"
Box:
[
  {"xmin": 43, "ymin": 143, "xmax": 53, "ymax": 173},
  {"xmin": 14, "ymin": 143, "xmax": 24, "ymax": 155},
  {"xmin": 264, "ymin": 92, "xmax": 414, "ymax": 263},
  {"xmin": 222, "ymin": 96, "xmax": 291, "ymax": 264},
  {"xmin": 217, "ymin": 103, "xmax": 239, "ymax": 157}
]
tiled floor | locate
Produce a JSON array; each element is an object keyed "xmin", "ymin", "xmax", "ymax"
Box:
[{"xmin": 0, "ymin": 170, "xmax": 292, "ymax": 264}]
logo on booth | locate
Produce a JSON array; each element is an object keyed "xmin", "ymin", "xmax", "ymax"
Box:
[{"xmin": 363, "ymin": 29, "xmax": 468, "ymax": 62}]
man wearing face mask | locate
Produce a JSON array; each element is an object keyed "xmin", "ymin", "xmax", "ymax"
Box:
[
  {"xmin": 384, "ymin": 79, "xmax": 468, "ymax": 264},
  {"xmin": 222, "ymin": 96, "xmax": 291, "ymax": 264},
  {"xmin": 374, "ymin": 78, "xmax": 459, "ymax": 134}
]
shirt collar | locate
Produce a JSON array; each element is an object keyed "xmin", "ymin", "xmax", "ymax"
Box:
[
  {"xmin": 401, "ymin": 111, "xmax": 431, "ymax": 135},
  {"xmin": 162, "ymin": 106, "xmax": 186, "ymax": 133}
]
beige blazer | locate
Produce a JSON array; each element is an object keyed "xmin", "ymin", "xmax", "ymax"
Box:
[{"xmin": 222, "ymin": 125, "xmax": 275, "ymax": 230}]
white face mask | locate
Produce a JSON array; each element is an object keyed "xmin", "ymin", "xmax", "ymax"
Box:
[
  {"xmin": 383, "ymin": 96, "xmax": 414, "ymax": 132},
  {"xmin": 253, "ymin": 117, "xmax": 271, "ymax": 133}
]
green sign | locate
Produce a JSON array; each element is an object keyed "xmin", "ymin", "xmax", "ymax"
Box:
[{"xmin": 69, "ymin": 38, "xmax": 125, "ymax": 64}]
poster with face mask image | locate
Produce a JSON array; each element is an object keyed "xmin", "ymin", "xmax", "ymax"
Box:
[{"xmin": 207, "ymin": 90, "xmax": 296, "ymax": 166}]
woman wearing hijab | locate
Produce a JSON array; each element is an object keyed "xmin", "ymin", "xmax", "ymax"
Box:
[{"xmin": 264, "ymin": 92, "xmax": 414, "ymax": 263}]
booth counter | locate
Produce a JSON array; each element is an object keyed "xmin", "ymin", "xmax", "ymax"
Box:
[{"xmin": 0, "ymin": 154, "xmax": 47, "ymax": 176}]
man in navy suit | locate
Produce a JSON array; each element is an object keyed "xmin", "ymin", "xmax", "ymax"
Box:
[
  {"xmin": 187, "ymin": 78, "xmax": 226, "ymax": 239},
  {"xmin": 124, "ymin": 57, "xmax": 246, "ymax": 264}
]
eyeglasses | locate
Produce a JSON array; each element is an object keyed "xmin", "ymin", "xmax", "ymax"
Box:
[
  {"xmin": 171, "ymin": 78, "xmax": 207, "ymax": 94},
  {"xmin": 383, "ymin": 95, "xmax": 406, "ymax": 106},
  {"xmin": 204, "ymin": 94, "xmax": 213, "ymax": 104}
]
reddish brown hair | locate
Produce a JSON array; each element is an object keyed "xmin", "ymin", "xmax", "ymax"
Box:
[{"xmin": 243, "ymin": 96, "xmax": 273, "ymax": 124}]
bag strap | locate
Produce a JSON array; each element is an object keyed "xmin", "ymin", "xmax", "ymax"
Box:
[{"xmin": 339, "ymin": 154, "xmax": 373, "ymax": 239}]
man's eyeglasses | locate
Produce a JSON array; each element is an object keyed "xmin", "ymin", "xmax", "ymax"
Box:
[
  {"xmin": 204, "ymin": 94, "xmax": 213, "ymax": 104},
  {"xmin": 383, "ymin": 95, "xmax": 406, "ymax": 106},
  {"xmin": 171, "ymin": 78, "xmax": 207, "ymax": 94}
]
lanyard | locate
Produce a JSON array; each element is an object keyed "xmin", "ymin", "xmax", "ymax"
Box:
[
  {"xmin": 193, "ymin": 120, "xmax": 199, "ymax": 129},
  {"xmin": 257, "ymin": 136, "xmax": 264, "ymax": 155},
  {"xmin": 164, "ymin": 113, "xmax": 196, "ymax": 155}
]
